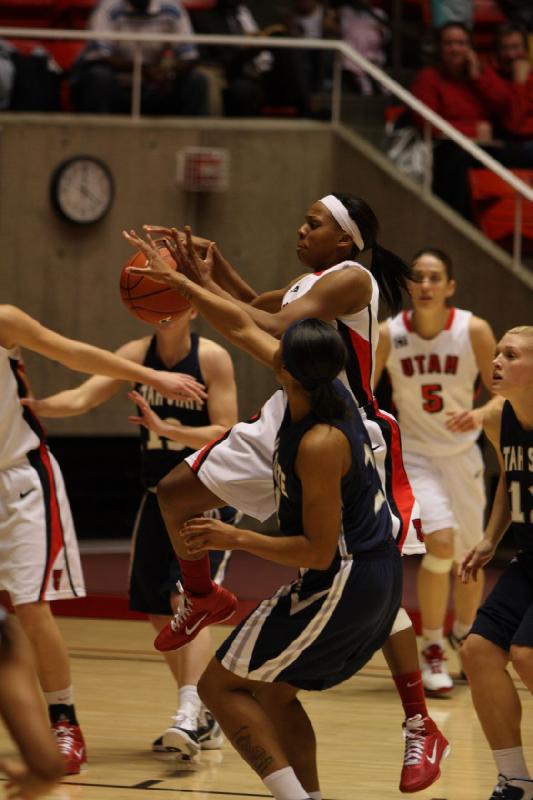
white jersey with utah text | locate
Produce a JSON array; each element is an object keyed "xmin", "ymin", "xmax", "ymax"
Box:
[{"xmin": 385, "ymin": 308, "xmax": 480, "ymax": 457}]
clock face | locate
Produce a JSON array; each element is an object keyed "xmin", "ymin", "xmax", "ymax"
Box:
[{"xmin": 50, "ymin": 156, "xmax": 114, "ymax": 224}]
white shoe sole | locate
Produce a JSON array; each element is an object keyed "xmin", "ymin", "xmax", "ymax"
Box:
[
  {"xmin": 200, "ymin": 733, "xmax": 224, "ymax": 750},
  {"xmin": 162, "ymin": 727, "xmax": 200, "ymax": 758}
]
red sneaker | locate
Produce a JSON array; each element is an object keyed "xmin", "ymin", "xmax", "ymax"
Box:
[
  {"xmin": 51, "ymin": 721, "xmax": 87, "ymax": 775},
  {"xmin": 399, "ymin": 714, "xmax": 450, "ymax": 793},
  {"xmin": 154, "ymin": 581, "xmax": 238, "ymax": 652}
]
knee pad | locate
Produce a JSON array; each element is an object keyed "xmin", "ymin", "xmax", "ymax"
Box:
[
  {"xmin": 390, "ymin": 607, "xmax": 413, "ymax": 635},
  {"xmin": 421, "ymin": 553, "xmax": 454, "ymax": 574}
]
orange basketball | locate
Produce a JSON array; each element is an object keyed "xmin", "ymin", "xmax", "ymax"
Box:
[{"xmin": 119, "ymin": 243, "xmax": 191, "ymax": 325}]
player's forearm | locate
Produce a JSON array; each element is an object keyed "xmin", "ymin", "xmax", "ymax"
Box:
[
  {"xmin": 29, "ymin": 388, "xmax": 97, "ymax": 418},
  {"xmin": 235, "ymin": 529, "xmax": 333, "ymax": 570},
  {"xmin": 161, "ymin": 420, "xmax": 228, "ymax": 448},
  {"xmin": 49, "ymin": 340, "xmax": 158, "ymax": 386},
  {"xmin": 475, "ymin": 395, "xmax": 502, "ymax": 425},
  {"xmin": 202, "ymin": 279, "xmax": 284, "ymax": 337},
  {"xmin": 175, "ymin": 277, "xmax": 259, "ymax": 346},
  {"xmin": 0, "ymin": 664, "xmax": 63, "ymax": 780},
  {"xmin": 212, "ymin": 246, "xmax": 257, "ymax": 302},
  {"xmin": 484, "ymin": 475, "xmax": 512, "ymax": 547}
]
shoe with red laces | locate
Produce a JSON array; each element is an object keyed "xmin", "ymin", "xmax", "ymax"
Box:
[
  {"xmin": 51, "ymin": 721, "xmax": 87, "ymax": 775},
  {"xmin": 399, "ymin": 714, "xmax": 450, "ymax": 793},
  {"xmin": 421, "ymin": 643, "xmax": 454, "ymax": 694},
  {"xmin": 154, "ymin": 581, "xmax": 238, "ymax": 652}
]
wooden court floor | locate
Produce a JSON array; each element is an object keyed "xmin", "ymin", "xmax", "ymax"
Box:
[{"xmin": 1, "ymin": 617, "xmax": 531, "ymax": 800}]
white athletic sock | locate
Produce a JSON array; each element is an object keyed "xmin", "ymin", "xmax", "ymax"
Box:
[
  {"xmin": 177, "ymin": 685, "xmax": 202, "ymax": 722},
  {"xmin": 452, "ymin": 620, "xmax": 471, "ymax": 641},
  {"xmin": 263, "ymin": 766, "xmax": 309, "ymax": 800},
  {"xmin": 44, "ymin": 686, "xmax": 74, "ymax": 706},
  {"xmin": 422, "ymin": 628, "xmax": 444, "ymax": 648},
  {"xmin": 494, "ymin": 747, "xmax": 531, "ymax": 780},
  {"xmin": 308, "ymin": 792, "xmax": 322, "ymax": 800}
]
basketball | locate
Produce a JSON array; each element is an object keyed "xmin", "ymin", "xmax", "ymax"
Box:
[{"xmin": 119, "ymin": 243, "xmax": 191, "ymax": 324}]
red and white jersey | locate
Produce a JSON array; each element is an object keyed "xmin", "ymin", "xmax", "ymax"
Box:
[
  {"xmin": 0, "ymin": 346, "xmax": 43, "ymax": 470},
  {"xmin": 282, "ymin": 261, "xmax": 379, "ymax": 408},
  {"xmin": 385, "ymin": 307, "xmax": 480, "ymax": 457}
]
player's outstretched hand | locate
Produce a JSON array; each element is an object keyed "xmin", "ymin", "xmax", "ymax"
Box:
[
  {"xmin": 162, "ymin": 226, "xmax": 215, "ymax": 287},
  {"xmin": 143, "ymin": 225, "xmax": 212, "ymax": 257},
  {"xmin": 128, "ymin": 389, "xmax": 170, "ymax": 436},
  {"xmin": 0, "ymin": 758, "xmax": 58, "ymax": 800},
  {"xmin": 123, "ymin": 228, "xmax": 215, "ymax": 290},
  {"xmin": 445, "ymin": 408, "xmax": 482, "ymax": 432},
  {"xmin": 181, "ymin": 517, "xmax": 241, "ymax": 554},
  {"xmin": 149, "ymin": 369, "xmax": 206, "ymax": 404},
  {"xmin": 459, "ymin": 538, "xmax": 496, "ymax": 584}
]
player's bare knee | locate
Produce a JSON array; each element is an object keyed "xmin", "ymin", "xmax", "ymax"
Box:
[
  {"xmin": 510, "ymin": 645, "xmax": 533, "ymax": 686},
  {"xmin": 423, "ymin": 530, "xmax": 454, "ymax": 562},
  {"xmin": 197, "ymin": 658, "xmax": 229, "ymax": 708},
  {"xmin": 13, "ymin": 601, "xmax": 52, "ymax": 634},
  {"xmin": 461, "ymin": 634, "xmax": 499, "ymax": 675}
]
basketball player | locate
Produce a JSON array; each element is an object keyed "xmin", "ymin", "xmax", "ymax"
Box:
[
  {"xmin": 22, "ymin": 307, "xmax": 239, "ymax": 760},
  {"xmin": 188, "ymin": 314, "xmax": 404, "ymax": 800},
  {"xmin": 460, "ymin": 327, "xmax": 533, "ymax": 800},
  {"xmin": 374, "ymin": 248, "xmax": 497, "ymax": 694},
  {"xmin": 0, "ymin": 303, "xmax": 205, "ymax": 775},
  {"xmin": 125, "ymin": 194, "xmax": 450, "ymax": 794},
  {"xmin": 0, "ymin": 607, "xmax": 63, "ymax": 800}
]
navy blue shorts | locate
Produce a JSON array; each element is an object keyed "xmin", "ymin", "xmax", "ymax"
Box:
[
  {"xmin": 216, "ymin": 544, "xmax": 402, "ymax": 691},
  {"xmin": 470, "ymin": 551, "xmax": 533, "ymax": 651},
  {"xmin": 129, "ymin": 491, "xmax": 236, "ymax": 615}
]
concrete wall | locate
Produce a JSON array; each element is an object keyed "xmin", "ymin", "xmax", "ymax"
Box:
[
  {"xmin": 0, "ymin": 115, "xmax": 334, "ymax": 434},
  {"xmin": 1, "ymin": 115, "xmax": 531, "ymax": 437}
]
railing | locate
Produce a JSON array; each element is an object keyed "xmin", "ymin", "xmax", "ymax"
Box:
[{"xmin": 1, "ymin": 26, "xmax": 532, "ymax": 267}]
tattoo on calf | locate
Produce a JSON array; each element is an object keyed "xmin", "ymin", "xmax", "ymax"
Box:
[{"xmin": 231, "ymin": 725, "xmax": 275, "ymax": 777}]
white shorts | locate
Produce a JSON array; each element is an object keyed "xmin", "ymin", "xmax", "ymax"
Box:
[
  {"xmin": 403, "ymin": 444, "xmax": 485, "ymax": 561},
  {"xmin": 0, "ymin": 447, "xmax": 85, "ymax": 606},
  {"xmin": 186, "ymin": 390, "xmax": 425, "ymax": 556}
]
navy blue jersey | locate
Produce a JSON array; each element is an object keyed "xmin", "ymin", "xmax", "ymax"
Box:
[
  {"xmin": 273, "ymin": 380, "xmax": 394, "ymax": 584},
  {"xmin": 134, "ymin": 333, "xmax": 210, "ymax": 488},
  {"xmin": 500, "ymin": 400, "xmax": 533, "ymax": 552}
]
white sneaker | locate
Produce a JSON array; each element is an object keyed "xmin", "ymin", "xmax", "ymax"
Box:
[
  {"xmin": 196, "ymin": 708, "xmax": 224, "ymax": 750},
  {"xmin": 421, "ymin": 643, "xmax": 454, "ymax": 694},
  {"xmin": 152, "ymin": 711, "xmax": 201, "ymax": 759}
]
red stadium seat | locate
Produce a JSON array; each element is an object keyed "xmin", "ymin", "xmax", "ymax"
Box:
[{"xmin": 468, "ymin": 169, "xmax": 533, "ymax": 254}]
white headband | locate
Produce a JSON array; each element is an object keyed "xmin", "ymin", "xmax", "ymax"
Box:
[{"xmin": 320, "ymin": 194, "xmax": 364, "ymax": 251}]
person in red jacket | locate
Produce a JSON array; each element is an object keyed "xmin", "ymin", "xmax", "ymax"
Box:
[
  {"xmin": 411, "ymin": 22, "xmax": 511, "ymax": 218},
  {"xmin": 492, "ymin": 22, "xmax": 533, "ymax": 144}
]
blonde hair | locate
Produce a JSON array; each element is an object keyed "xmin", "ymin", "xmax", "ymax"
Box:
[{"xmin": 505, "ymin": 326, "xmax": 533, "ymax": 350}]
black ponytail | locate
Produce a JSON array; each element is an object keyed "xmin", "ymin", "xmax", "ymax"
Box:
[
  {"xmin": 308, "ymin": 383, "xmax": 347, "ymax": 423},
  {"xmin": 333, "ymin": 192, "xmax": 413, "ymax": 314},
  {"xmin": 282, "ymin": 319, "xmax": 349, "ymax": 423}
]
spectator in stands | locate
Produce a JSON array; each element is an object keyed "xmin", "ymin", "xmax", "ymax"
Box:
[
  {"xmin": 70, "ymin": 0, "xmax": 209, "ymax": 116},
  {"xmin": 411, "ymin": 22, "xmax": 511, "ymax": 217},
  {"xmin": 492, "ymin": 22, "xmax": 533, "ymax": 146},
  {"xmin": 189, "ymin": 0, "xmax": 311, "ymax": 116},
  {"xmin": 283, "ymin": 1, "xmax": 337, "ymax": 114},
  {"xmin": 331, "ymin": 0, "xmax": 390, "ymax": 95}
]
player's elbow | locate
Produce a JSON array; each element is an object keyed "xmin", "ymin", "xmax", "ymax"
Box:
[{"xmin": 304, "ymin": 547, "xmax": 336, "ymax": 571}]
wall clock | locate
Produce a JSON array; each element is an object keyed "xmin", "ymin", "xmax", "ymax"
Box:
[{"xmin": 50, "ymin": 156, "xmax": 114, "ymax": 224}]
